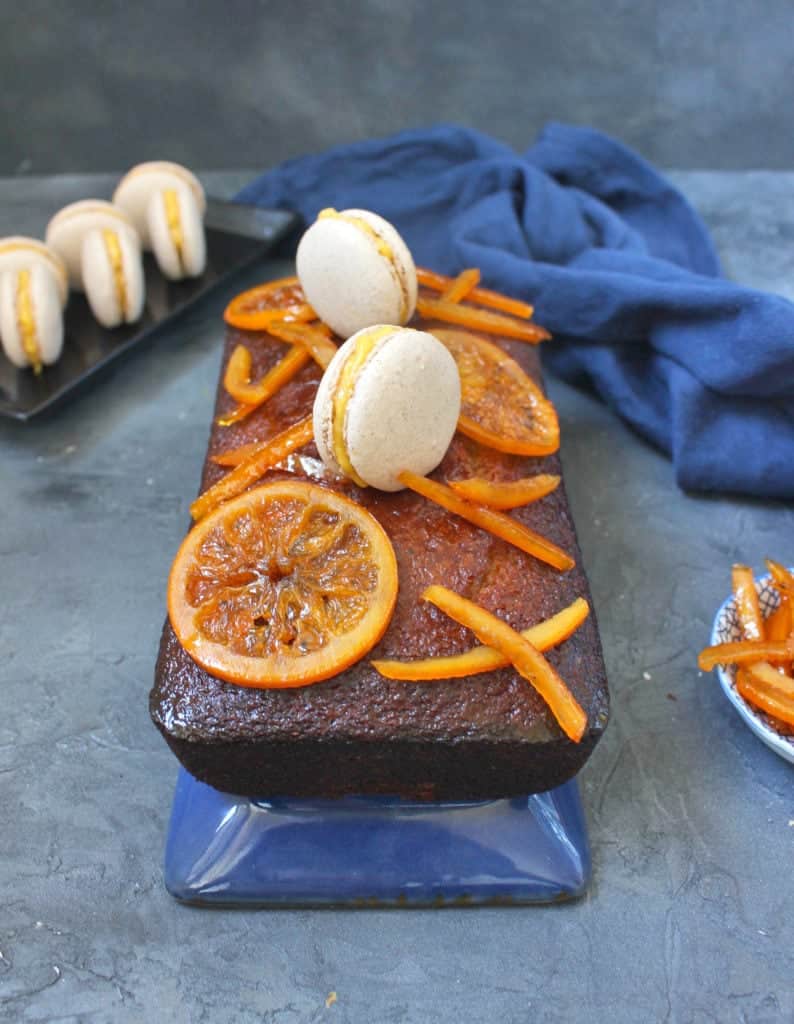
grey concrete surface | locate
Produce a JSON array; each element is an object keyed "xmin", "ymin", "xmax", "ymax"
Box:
[
  {"xmin": 1, "ymin": 171, "xmax": 794, "ymax": 1023},
  {"xmin": 2, "ymin": 0, "xmax": 794, "ymax": 175}
]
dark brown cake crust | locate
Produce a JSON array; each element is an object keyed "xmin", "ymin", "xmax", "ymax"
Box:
[{"xmin": 150, "ymin": 310, "xmax": 609, "ymax": 800}]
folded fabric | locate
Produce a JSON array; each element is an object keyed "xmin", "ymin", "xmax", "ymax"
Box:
[{"xmin": 238, "ymin": 124, "xmax": 794, "ymax": 498}]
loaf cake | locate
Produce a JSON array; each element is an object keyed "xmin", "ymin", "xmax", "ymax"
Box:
[{"xmin": 150, "ymin": 293, "xmax": 610, "ymax": 800}]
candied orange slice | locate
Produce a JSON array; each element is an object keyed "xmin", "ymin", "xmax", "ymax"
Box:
[
  {"xmin": 736, "ymin": 669, "xmax": 794, "ymax": 729},
  {"xmin": 372, "ymin": 597, "xmax": 589, "ymax": 680},
  {"xmin": 448, "ymin": 474, "xmax": 560, "ymax": 510},
  {"xmin": 169, "ymin": 480, "xmax": 398, "ymax": 688},
  {"xmin": 267, "ymin": 321, "xmax": 338, "ymax": 370},
  {"xmin": 417, "ymin": 267, "xmax": 534, "ymax": 319},
  {"xmin": 441, "ymin": 268, "xmax": 481, "ymax": 303},
  {"xmin": 417, "ymin": 296, "xmax": 550, "ymax": 343},
  {"xmin": 434, "ymin": 329, "xmax": 559, "ymax": 456},
  {"xmin": 220, "ymin": 344, "xmax": 311, "ymax": 419},
  {"xmin": 224, "ymin": 276, "xmax": 316, "ymax": 330},
  {"xmin": 421, "ymin": 585, "xmax": 587, "ymax": 741},
  {"xmin": 732, "ymin": 564, "xmax": 764, "ymax": 641},
  {"xmin": 398, "ymin": 470, "xmax": 574, "ymax": 572},
  {"xmin": 193, "ymin": 416, "xmax": 314, "ymax": 521}
]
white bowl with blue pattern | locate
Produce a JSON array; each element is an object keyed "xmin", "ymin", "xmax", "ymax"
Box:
[{"xmin": 710, "ymin": 570, "xmax": 794, "ymax": 765}]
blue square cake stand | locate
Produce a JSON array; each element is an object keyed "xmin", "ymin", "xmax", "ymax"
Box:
[{"xmin": 164, "ymin": 769, "xmax": 591, "ymax": 907}]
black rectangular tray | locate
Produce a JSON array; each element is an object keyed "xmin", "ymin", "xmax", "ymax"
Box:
[{"xmin": 0, "ymin": 206, "xmax": 299, "ymax": 421}]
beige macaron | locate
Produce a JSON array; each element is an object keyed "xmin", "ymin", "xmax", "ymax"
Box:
[
  {"xmin": 113, "ymin": 161, "xmax": 206, "ymax": 248},
  {"xmin": 145, "ymin": 181, "xmax": 206, "ymax": 280},
  {"xmin": 81, "ymin": 227, "xmax": 145, "ymax": 328},
  {"xmin": 45, "ymin": 200, "xmax": 140, "ymax": 291},
  {"xmin": 0, "ymin": 263, "xmax": 64, "ymax": 372},
  {"xmin": 0, "ymin": 236, "xmax": 68, "ymax": 308},
  {"xmin": 114, "ymin": 162, "xmax": 206, "ymax": 279},
  {"xmin": 296, "ymin": 209, "xmax": 417, "ymax": 338},
  {"xmin": 313, "ymin": 325, "xmax": 461, "ymax": 491}
]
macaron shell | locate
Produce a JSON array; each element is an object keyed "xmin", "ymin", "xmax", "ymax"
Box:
[
  {"xmin": 312, "ymin": 336, "xmax": 352, "ymax": 479},
  {"xmin": 0, "ymin": 237, "xmax": 69, "ymax": 307},
  {"xmin": 0, "ymin": 264, "xmax": 64, "ymax": 368},
  {"xmin": 81, "ymin": 228, "xmax": 145, "ymax": 328},
  {"xmin": 343, "ymin": 209, "xmax": 417, "ymax": 318},
  {"xmin": 297, "ymin": 217, "xmax": 410, "ymax": 338},
  {"xmin": 46, "ymin": 200, "xmax": 138, "ymax": 290},
  {"xmin": 344, "ymin": 328, "xmax": 460, "ymax": 490},
  {"xmin": 146, "ymin": 185, "xmax": 206, "ymax": 280},
  {"xmin": 313, "ymin": 327, "xmax": 461, "ymax": 491},
  {"xmin": 114, "ymin": 163, "xmax": 206, "ymax": 248}
]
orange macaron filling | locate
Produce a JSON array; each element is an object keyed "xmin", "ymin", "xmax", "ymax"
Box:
[
  {"xmin": 330, "ymin": 325, "xmax": 395, "ymax": 487},
  {"xmin": 15, "ymin": 269, "xmax": 42, "ymax": 374}
]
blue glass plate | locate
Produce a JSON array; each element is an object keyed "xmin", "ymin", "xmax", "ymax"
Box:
[{"xmin": 164, "ymin": 769, "xmax": 591, "ymax": 907}]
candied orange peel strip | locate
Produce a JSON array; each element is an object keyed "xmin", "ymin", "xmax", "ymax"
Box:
[
  {"xmin": 372, "ymin": 596, "xmax": 589, "ymax": 680},
  {"xmin": 766, "ymin": 559, "xmax": 794, "ymax": 599},
  {"xmin": 697, "ymin": 637, "xmax": 794, "ymax": 672},
  {"xmin": 745, "ymin": 661, "xmax": 794, "ymax": 700},
  {"xmin": 421, "ymin": 585, "xmax": 587, "ymax": 742},
  {"xmin": 212, "ymin": 438, "xmax": 273, "ymax": 468},
  {"xmin": 417, "ymin": 267, "xmax": 534, "ymax": 319},
  {"xmin": 441, "ymin": 268, "xmax": 481, "ymax": 303},
  {"xmin": 416, "ymin": 296, "xmax": 550, "ymax": 343},
  {"xmin": 448, "ymin": 474, "xmax": 560, "ymax": 510},
  {"xmin": 225, "ymin": 303, "xmax": 316, "ymax": 331},
  {"xmin": 223, "ymin": 344, "xmax": 254, "ymax": 402},
  {"xmin": 216, "ymin": 402, "xmax": 258, "ymax": 427},
  {"xmin": 224, "ymin": 276, "xmax": 316, "ymax": 330},
  {"xmin": 191, "ymin": 415, "xmax": 314, "ymax": 521},
  {"xmin": 267, "ymin": 320, "xmax": 338, "ymax": 370},
  {"xmin": 398, "ymin": 470, "xmax": 574, "ymax": 572},
  {"xmin": 736, "ymin": 669, "xmax": 794, "ymax": 729},
  {"xmin": 765, "ymin": 598, "xmax": 791, "ymax": 644},
  {"xmin": 219, "ymin": 345, "xmax": 311, "ymax": 424},
  {"xmin": 731, "ymin": 564, "xmax": 764, "ymax": 642}
]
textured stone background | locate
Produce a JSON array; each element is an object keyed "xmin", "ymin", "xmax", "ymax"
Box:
[{"xmin": 2, "ymin": 0, "xmax": 793, "ymax": 174}]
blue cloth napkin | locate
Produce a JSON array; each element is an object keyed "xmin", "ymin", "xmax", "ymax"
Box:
[{"xmin": 238, "ymin": 124, "xmax": 794, "ymax": 498}]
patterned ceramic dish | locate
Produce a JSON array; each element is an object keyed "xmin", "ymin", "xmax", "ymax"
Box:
[{"xmin": 710, "ymin": 569, "xmax": 794, "ymax": 765}]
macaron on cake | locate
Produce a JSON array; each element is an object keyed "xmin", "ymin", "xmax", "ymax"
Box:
[
  {"xmin": 313, "ymin": 325, "xmax": 461, "ymax": 491},
  {"xmin": 0, "ymin": 262, "xmax": 64, "ymax": 373},
  {"xmin": 46, "ymin": 200, "xmax": 145, "ymax": 328},
  {"xmin": 113, "ymin": 162, "xmax": 207, "ymax": 280},
  {"xmin": 297, "ymin": 208, "xmax": 417, "ymax": 338}
]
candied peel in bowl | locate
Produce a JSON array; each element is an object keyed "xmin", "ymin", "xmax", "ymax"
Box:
[{"xmin": 703, "ymin": 564, "xmax": 794, "ymax": 760}]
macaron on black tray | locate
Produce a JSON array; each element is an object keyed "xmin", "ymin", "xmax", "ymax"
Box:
[{"xmin": 0, "ymin": 202, "xmax": 299, "ymax": 422}]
